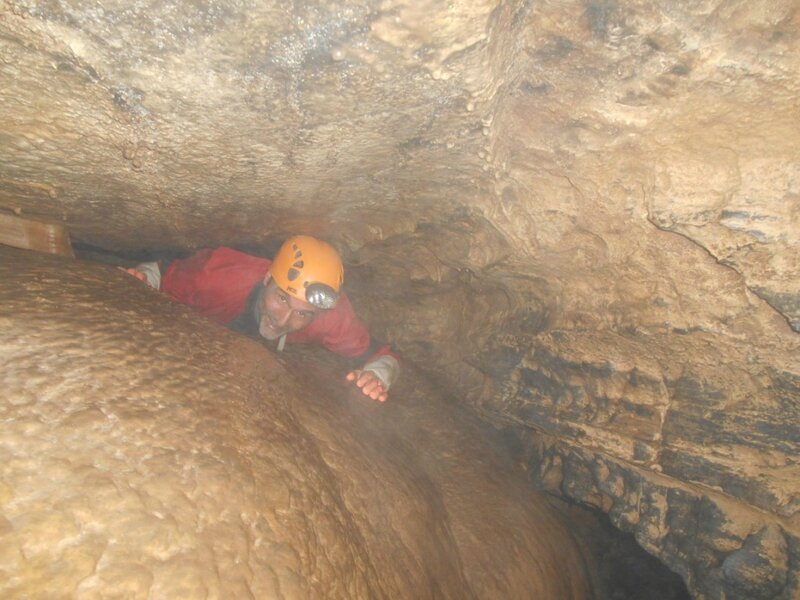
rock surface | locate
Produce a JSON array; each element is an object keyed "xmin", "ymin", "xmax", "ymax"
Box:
[
  {"xmin": 0, "ymin": 246, "xmax": 594, "ymax": 599},
  {"xmin": 0, "ymin": 1, "xmax": 798, "ymax": 598}
]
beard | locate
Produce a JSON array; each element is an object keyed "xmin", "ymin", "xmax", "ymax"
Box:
[
  {"xmin": 254, "ymin": 284, "xmax": 286, "ymax": 340},
  {"xmin": 258, "ymin": 317, "xmax": 285, "ymax": 340}
]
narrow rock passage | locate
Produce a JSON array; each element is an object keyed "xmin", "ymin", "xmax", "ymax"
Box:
[{"xmin": 0, "ymin": 246, "xmax": 594, "ymax": 599}]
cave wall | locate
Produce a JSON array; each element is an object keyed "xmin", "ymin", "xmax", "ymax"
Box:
[
  {"xmin": 350, "ymin": 3, "xmax": 800, "ymax": 596},
  {"xmin": 1, "ymin": 1, "xmax": 798, "ymax": 598},
  {"xmin": 480, "ymin": 4, "xmax": 800, "ymax": 598}
]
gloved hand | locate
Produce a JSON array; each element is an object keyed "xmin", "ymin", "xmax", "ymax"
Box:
[
  {"xmin": 345, "ymin": 355, "xmax": 399, "ymax": 403},
  {"xmin": 118, "ymin": 262, "xmax": 161, "ymax": 289},
  {"xmin": 346, "ymin": 369, "xmax": 389, "ymax": 402}
]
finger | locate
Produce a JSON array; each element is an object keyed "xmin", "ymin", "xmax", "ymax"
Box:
[
  {"xmin": 124, "ymin": 268, "xmax": 146, "ymax": 282},
  {"xmin": 364, "ymin": 379, "xmax": 384, "ymax": 398},
  {"xmin": 346, "ymin": 370, "xmax": 359, "ymax": 382},
  {"xmin": 360, "ymin": 374, "xmax": 380, "ymax": 392},
  {"xmin": 369, "ymin": 386, "xmax": 388, "ymax": 402}
]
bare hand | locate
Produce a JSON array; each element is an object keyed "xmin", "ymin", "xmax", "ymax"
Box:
[
  {"xmin": 118, "ymin": 266, "xmax": 148, "ymax": 283},
  {"xmin": 346, "ymin": 370, "xmax": 389, "ymax": 403}
]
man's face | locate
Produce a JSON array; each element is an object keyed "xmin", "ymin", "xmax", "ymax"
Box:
[{"xmin": 257, "ymin": 275, "xmax": 319, "ymax": 340}]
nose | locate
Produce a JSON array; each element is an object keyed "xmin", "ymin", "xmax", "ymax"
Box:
[{"xmin": 273, "ymin": 305, "xmax": 292, "ymax": 328}]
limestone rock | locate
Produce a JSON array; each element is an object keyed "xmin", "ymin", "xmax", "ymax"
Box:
[{"xmin": 1, "ymin": 1, "xmax": 798, "ymax": 598}]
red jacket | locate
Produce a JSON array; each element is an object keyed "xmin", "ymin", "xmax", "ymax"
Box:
[{"xmin": 161, "ymin": 247, "xmax": 395, "ymax": 362}]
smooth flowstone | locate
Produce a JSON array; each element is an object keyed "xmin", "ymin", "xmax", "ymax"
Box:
[{"xmin": 0, "ymin": 247, "xmax": 593, "ymax": 599}]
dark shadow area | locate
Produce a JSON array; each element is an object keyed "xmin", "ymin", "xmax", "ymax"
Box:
[
  {"xmin": 565, "ymin": 504, "xmax": 692, "ymax": 600},
  {"xmin": 73, "ymin": 239, "xmax": 285, "ymax": 266},
  {"xmin": 493, "ymin": 425, "xmax": 692, "ymax": 600}
]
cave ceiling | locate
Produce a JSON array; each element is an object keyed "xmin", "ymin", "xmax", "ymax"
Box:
[
  {"xmin": 1, "ymin": 0, "xmax": 497, "ymax": 250},
  {"xmin": 1, "ymin": 1, "xmax": 797, "ymax": 328}
]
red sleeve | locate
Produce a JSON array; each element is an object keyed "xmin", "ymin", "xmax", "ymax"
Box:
[
  {"xmin": 366, "ymin": 344, "xmax": 400, "ymax": 362},
  {"xmin": 287, "ymin": 293, "xmax": 370, "ymax": 357},
  {"xmin": 162, "ymin": 249, "xmax": 400, "ymax": 365},
  {"xmin": 160, "ymin": 247, "xmax": 270, "ymax": 325},
  {"xmin": 287, "ymin": 294, "xmax": 401, "ymax": 365}
]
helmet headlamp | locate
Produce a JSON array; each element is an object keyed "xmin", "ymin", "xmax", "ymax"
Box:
[
  {"xmin": 305, "ymin": 282, "xmax": 339, "ymax": 310},
  {"xmin": 271, "ymin": 235, "xmax": 344, "ymax": 309}
]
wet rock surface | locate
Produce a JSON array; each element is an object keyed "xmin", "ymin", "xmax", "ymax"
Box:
[
  {"xmin": 0, "ymin": 246, "xmax": 594, "ymax": 599},
  {"xmin": 1, "ymin": 1, "xmax": 799, "ymax": 598}
]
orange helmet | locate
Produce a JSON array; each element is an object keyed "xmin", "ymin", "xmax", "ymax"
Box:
[{"xmin": 270, "ymin": 235, "xmax": 344, "ymax": 309}]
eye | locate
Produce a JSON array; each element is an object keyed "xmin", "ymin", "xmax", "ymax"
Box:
[{"xmin": 278, "ymin": 293, "xmax": 288, "ymax": 303}]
